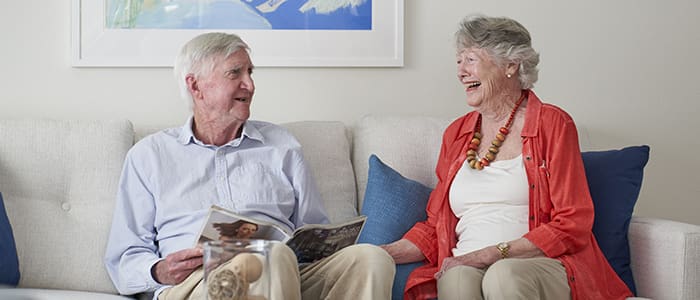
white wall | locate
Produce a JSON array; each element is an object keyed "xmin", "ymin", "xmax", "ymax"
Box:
[{"xmin": 1, "ymin": 0, "xmax": 698, "ymax": 225}]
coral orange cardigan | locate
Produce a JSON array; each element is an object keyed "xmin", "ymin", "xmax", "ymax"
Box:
[{"xmin": 403, "ymin": 90, "xmax": 632, "ymax": 300}]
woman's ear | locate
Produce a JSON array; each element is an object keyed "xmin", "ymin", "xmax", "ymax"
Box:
[{"xmin": 506, "ymin": 62, "xmax": 519, "ymax": 78}]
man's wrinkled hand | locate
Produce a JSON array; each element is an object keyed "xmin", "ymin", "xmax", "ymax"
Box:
[{"xmin": 152, "ymin": 248, "xmax": 204, "ymax": 285}]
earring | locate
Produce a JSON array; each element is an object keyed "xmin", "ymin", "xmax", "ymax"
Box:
[{"xmin": 506, "ymin": 74, "xmax": 512, "ymax": 78}]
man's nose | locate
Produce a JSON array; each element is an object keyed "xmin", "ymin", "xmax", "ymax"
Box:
[{"xmin": 240, "ymin": 75, "xmax": 254, "ymax": 91}]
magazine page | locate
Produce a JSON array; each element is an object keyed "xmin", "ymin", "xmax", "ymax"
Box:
[
  {"xmin": 194, "ymin": 205, "xmax": 291, "ymax": 247},
  {"xmin": 286, "ymin": 215, "xmax": 367, "ymax": 264}
]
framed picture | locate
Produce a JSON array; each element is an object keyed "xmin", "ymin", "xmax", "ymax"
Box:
[{"xmin": 71, "ymin": 0, "xmax": 403, "ymax": 67}]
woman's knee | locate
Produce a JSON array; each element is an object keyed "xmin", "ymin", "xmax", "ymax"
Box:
[{"xmin": 482, "ymin": 259, "xmax": 528, "ymax": 295}]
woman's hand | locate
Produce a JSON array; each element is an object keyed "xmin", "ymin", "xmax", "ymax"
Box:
[
  {"xmin": 151, "ymin": 248, "xmax": 204, "ymax": 285},
  {"xmin": 434, "ymin": 246, "xmax": 500, "ymax": 280},
  {"xmin": 434, "ymin": 238, "xmax": 545, "ymax": 280},
  {"xmin": 380, "ymin": 239, "xmax": 425, "ymax": 264}
]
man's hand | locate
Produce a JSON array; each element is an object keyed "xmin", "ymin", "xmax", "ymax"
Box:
[{"xmin": 152, "ymin": 248, "xmax": 204, "ymax": 285}]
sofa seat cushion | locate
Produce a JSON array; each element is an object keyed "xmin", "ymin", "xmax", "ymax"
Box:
[
  {"xmin": 0, "ymin": 193, "xmax": 20, "ymax": 286},
  {"xmin": 0, "ymin": 288, "xmax": 136, "ymax": 300},
  {"xmin": 582, "ymin": 145, "xmax": 650, "ymax": 295}
]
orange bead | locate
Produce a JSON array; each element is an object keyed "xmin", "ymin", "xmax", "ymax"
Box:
[
  {"xmin": 480, "ymin": 158, "xmax": 490, "ymax": 167},
  {"xmin": 474, "ymin": 132, "xmax": 482, "ymax": 139},
  {"xmin": 475, "ymin": 161, "xmax": 483, "ymax": 170},
  {"xmin": 469, "ymin": 143, "xmax": 479, "ymax": 151},
  {"xmin": 485, "ymin": 152, "xmax": 495, "ymax": 161},
  {"xmin": 492, "ymin": 139, "xmax": 502, "ymax": 147},
  {"xmin": 469, "ymin": 159, "xmax": 477, "ymax": 168},
  {"xmin": 471, "ymin": 138, "xmax": 481, "ymax": 145},
  {"xmin": 467, "ymin": 149, "xmax": 477, "ymax": 156},
  {"xmin": 499, "ymin": 127, "xmax": 509, "ymax": 135},
  {"xmin": 496, "ymin": 133, "xmax": 506, "ymax": 142},
  {"xmin": 489, "ymin": 146, "xmax": 499, "ymax": 154}
]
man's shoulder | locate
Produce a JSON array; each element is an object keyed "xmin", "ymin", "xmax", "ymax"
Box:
[
  {"xmin": 247, "ymin": 120, "xmax": 300, "ymax": 146},
  {"xmin": 129, "ymin": 127, "xmax": 182, "ymax": 156}
]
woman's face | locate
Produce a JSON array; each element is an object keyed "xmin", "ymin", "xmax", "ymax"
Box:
[
  {"xmin": 236, "ymin": 223, "xmax": 258, "ymax": 238},
  {"xmin": 456, "ymin": 47, "xmax": 510, "ymax": 108}
]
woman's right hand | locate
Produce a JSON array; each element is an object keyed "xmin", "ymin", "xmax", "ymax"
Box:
[{"xmin": 380, "ymin": 239, "xmax": 425, "ymax": 264}]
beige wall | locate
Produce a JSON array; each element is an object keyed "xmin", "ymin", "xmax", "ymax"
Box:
[{"xmin": 1, "ymin": 1, "xmax": 698, "ymax": 224}]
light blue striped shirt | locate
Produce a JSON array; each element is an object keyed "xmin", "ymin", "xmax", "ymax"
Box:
[{"xmin": 104, "ymin": 117, "xmax": 329, "ymax": 296}]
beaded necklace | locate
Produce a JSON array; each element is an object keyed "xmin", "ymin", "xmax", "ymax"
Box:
[{"xmin": 466, "ymin": 90, "xmax": 527, "ymax": 170}]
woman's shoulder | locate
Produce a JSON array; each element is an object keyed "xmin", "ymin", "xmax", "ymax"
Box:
[
  {"xmin": 445, "ymin": 111, "xmax": 479, "ymax": 131},
  {"xmin": 540, "ymin": 102, "xmax": 575, "ymax": 123},
  {"xmin": 441, "ymin": 111, "xmax": 479, "ymax": 143}
]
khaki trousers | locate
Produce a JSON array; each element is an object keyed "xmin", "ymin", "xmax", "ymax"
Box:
[
  {"xmin": 159, "ymin": 242, "xmax": 395, "ymax": 300},
  {"xmin": 437, "ymin": 257, "xmax": 570, "ymax": 300}
]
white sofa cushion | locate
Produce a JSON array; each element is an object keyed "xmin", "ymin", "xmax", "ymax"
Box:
[
  {"xmin": 283, "ymin": 121, "xmax": 358, "ymax": 223},
  {"xmin": 0, "ymin": 288, "xmax": 135, "ymax": 300},
  {"xmin": 0, "ymin": 119, "xmax": 134, "ymax": 293},
  {"xmin": 351, "ymin": 115, "xmax": 453, "ymax": 210},
  {"xmin": 629, "ymin": 217, "xmax": 700, "ymax": 299}
]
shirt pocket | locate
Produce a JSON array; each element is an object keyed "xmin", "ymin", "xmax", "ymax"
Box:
[{"xmin": 228, "ymin": 162, "xmax": 295, "ymax": 207}]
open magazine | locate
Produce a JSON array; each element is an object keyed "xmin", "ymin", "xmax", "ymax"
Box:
[{"xmin": 195, "ymin": 205, "xmax": 367, "ymax": 264}]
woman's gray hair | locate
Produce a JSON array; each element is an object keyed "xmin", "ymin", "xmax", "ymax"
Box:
[
  {"xmin": 173, "ymin": 32, "xmax": 250, "ymax": 108},
  {"xmin": 455, "ymin": 14, "xmax": 540, "ymax": 89}
]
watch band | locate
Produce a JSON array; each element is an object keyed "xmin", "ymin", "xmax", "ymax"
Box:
[{"xmin": 497, "ymin": 242, "xmax": 510, "ymax": 259}]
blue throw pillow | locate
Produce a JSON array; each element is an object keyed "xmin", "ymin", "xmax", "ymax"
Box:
[
  {"xmin": 0, "ymin": 192, "xmax": 21, "ymax": 286},
  {"xmin": 582, "ymin": 145, "xmax": 650, "ymax": 295},
  {"xmin": 358, "ymin": 155, "xmax": 432, "ymax": 300}
]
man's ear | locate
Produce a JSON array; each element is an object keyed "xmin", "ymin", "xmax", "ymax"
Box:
[{"xmin": 186, "ymin": 74, "xmax": 201, "ymax": 100}]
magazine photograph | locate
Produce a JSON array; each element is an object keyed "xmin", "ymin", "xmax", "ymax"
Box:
[{"xmin": 195, "ymin": 205, "xmax": 367, "ymax": 263}]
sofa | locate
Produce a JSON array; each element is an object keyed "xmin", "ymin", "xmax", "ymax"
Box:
[{"xmin": 0, "ymin": 117, "xmax": 698, "ymax": 300}]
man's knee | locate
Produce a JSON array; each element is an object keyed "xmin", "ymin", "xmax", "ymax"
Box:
[{"xmin": 339, "ymin": 244, "xmax": 395, "ymax": 276}]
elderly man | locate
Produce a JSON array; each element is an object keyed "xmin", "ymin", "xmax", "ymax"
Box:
[{"xmin": 104, "ymin": 32, "xmax": 394, "ymax": 300}]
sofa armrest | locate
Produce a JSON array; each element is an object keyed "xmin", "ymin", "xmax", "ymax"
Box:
[{"xmin": 628, "ymin": 216, "xmax": 700, "ymax": 300}]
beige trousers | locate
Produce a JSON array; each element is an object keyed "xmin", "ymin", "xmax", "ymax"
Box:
[
  {"xmin": 159, "ymin": 242, "xmax": 395, "ymax": 300},
  {"xmin": 437, "ymin": 257, "xmax": 570, "ymax": 300}
]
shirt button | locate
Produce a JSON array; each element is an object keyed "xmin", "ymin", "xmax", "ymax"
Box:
[
  {"xmin": 526, "ymin": 156, "xmax": 532, "ymax": 160},
  {"xmin": 530, "ymin": 184, "xmax": 535, "ymax": 189},
  {"xmin": 529, "ymin": 215, "xmax": 535, "ymax": 221},
  {"xmin": 61, "ymin": 202, "xmax": 71, "ymax": 211}
]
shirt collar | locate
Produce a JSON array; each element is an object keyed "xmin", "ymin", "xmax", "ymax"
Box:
[{"xmin": 176, "ymin": 116, "xmax": 265, "ymax": 146}]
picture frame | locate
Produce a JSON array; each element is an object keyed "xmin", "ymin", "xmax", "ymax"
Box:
[{"xmin": 71, "ymin": 0, "xmax": 404, "ymax": 67}]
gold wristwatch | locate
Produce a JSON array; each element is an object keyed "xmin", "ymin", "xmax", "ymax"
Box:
[{"xmin": 496, "ymin": 242, "xmax": 510, "ymax": 259}]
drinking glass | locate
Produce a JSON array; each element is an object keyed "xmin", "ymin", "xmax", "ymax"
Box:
[{"xmin": 203, "ymin": 239, "xmax": 271, "ymax": 300}]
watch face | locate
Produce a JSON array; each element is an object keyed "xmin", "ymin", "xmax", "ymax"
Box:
[{"xmin": 498, "ymin": 242, "xmax": 509, "ymax": 250}]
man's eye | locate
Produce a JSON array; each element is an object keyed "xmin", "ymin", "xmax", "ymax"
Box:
[{"xmin": 225, "ymin": 69, "xmax": 241, "ymax": 78}]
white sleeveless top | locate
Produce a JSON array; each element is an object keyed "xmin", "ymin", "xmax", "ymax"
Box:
[{"xmin": 449, "ymin": 154, "xmax": 529, "ymax": 256}]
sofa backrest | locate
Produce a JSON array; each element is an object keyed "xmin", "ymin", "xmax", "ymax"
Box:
[
  {"xmin": 351, "ymin": 115, "xmax": 453, "ymax": 210},
  {"xmin": 282, "ymin": 121, "xmax": 358, "ymax": 223},
  {"xmin": 0, "ymin": 119, "xmax": 133, "ymax": 293}
]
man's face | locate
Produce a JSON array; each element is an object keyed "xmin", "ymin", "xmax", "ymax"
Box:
[{"xmin": 192, "ymin": 49, "xmax": 255, "ymax": 124}]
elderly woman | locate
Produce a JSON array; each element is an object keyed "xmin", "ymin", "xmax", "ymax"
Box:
[{"xmin": 381, "ymin": 15, "xmax": 632, "ymax": 300}]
